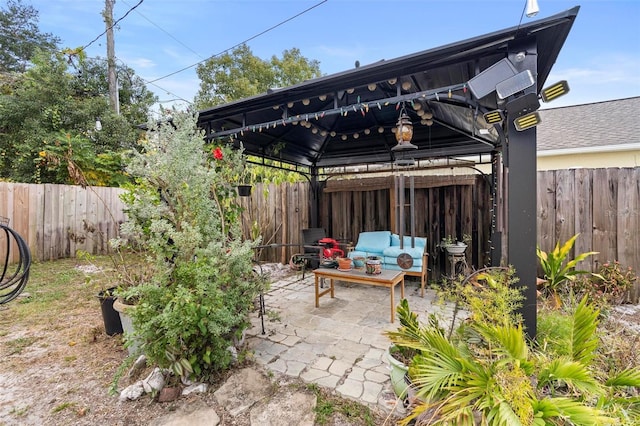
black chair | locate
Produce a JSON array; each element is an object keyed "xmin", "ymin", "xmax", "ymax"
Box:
[{"xmin": 302, "ymin": 228, "xmax": 327, "ymax": 270}]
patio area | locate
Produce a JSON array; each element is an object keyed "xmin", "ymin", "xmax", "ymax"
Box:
[{"xmin": 245, "ymin": 267, "xmax": 461, "ymax": 414}]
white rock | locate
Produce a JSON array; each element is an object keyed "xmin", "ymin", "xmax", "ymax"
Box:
[
  {"xmin": 128, "ymin": 354, "xmax": 147, "ymax": 379},
  {"xmin": 119, "ymin": 381, "xmax": 145, "ymax": 401},
  {"xmin": 182, "ymin": 383, "xmax": 208, "ymax": 396},
  {"xmin": 227, "ymin": 345, "xmax": 238, "ymax": 363},
  {"xmin": 142, "ymin": 367, "xmax": 166, "ymax": 393}
]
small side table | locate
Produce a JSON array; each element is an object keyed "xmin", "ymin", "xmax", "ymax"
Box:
[{"xmin": 447, "ymin": 253, "xmax": 468, "ymax": 279}]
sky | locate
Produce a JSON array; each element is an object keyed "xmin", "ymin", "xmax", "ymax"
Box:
[{"xmin": 29, "ymin": 0, "xmax": 640, "ymax": 112}]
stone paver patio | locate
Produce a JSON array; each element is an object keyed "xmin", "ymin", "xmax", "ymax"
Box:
[{"xmin": 245, "ymin": 268, "xmax": 460, "ymax": 413}]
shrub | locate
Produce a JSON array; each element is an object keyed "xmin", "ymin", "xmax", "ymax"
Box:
[
  {"xmin": 114, "ymin": 110, "xmax": 265, "ymax": 381},
  {"xmin": 573, "ymin": 261, "xmax": 637, "ymax": 307}
]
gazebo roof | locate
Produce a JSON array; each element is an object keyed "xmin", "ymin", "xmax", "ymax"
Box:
[{"xmin": 197, "ymin": 7, "xmax": 579, "ymax": 171}]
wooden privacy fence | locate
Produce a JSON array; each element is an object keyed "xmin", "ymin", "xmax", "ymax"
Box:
[
  {"xmin": 537, "ymin": 167, "xmax": 640, "ymax": 275},
  {"xmin": 0, "ymin": 183, "xmax": 126, "ymax": 262},
  {"xmin": 238, "ymin": 182, "xmax": 311, "ymax": 265},
  {"xmin": 1, "ymin": 168, "xmax": 638, "ymax": 282}
]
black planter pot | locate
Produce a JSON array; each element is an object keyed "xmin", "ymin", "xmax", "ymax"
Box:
[
  {"xmin": 97, "ymin": 288, "xmax": 123, "ymax": 336},
  {"xmin": 237, "ymin": 185, "xmax": 252, "ymax": 197}
]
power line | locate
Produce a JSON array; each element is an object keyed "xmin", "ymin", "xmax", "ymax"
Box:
[
  {"xmin": 147, "ymin": 0, "xmax": 327, "ymax": 84},
  {"xmin": 82, "ymin": 0, "xmax": 145, "ymax": 51},
  {"xmin": 120, "ymin": 0, "xmax": 204, "ymax": 60}
]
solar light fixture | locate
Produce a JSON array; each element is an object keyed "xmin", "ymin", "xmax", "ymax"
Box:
[
  {"xmin": 541, "ymin": 80, "xmax": 570, "ymax": 102},
  {"xmin": 483, "ymin": 110, "xmax": 504, "ymax": 124},
  {"xmin": 514, "ymin": 111, "xmax": 541, "ymax": 131},
  {"xmin": 496, "ymin": 70, "xmax": 535, "ymax": 99},
  {"xmin": 467, "ymin": 58, "xmax": 517, "ymax": 99}
]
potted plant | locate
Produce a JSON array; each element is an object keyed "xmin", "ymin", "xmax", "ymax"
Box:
[
  {"xmin": 112, "ymin": 110, "xmax": 266, "ymax": 381},
  {"xmin": 385, "ymin": 299, "xmax": 420, "ymax": 400},
  {"xmin": 440, "ymin": 234, "xmax": 469, "ymax": 255},
  {"xmin": 96, "ymin": 286, "xmax": 123, "ymax": 336}
]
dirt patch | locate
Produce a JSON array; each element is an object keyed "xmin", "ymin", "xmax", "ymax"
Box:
[{"xmin": 0, "ymin": 259, "xmax": 382, "ymax": 426}]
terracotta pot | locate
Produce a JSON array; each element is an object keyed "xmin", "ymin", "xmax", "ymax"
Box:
[{"xmin": 337, "ymin": 257, "xmax": 352, "ymax": 270}]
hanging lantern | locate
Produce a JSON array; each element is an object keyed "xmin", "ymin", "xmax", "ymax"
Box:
[{"xmin": 392, "ymin": 106, "xmax": 417, "ymax": 151}]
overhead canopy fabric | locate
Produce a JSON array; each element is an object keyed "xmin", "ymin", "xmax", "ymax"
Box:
[{"xmin": 197, "ymin": 7, "xmax": 579, "ymax": 171}]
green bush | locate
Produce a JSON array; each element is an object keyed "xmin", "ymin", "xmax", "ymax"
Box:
[{"xmin": 114, "ymin": 110, "xmax": 265, "ymax": 380}]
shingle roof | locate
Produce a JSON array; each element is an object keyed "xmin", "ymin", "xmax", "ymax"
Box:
[{"xmin": 537, "ymin": 96, "xmax": 640, "ymax": 151}]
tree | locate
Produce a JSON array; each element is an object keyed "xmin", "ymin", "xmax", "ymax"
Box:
[
  {"xmin": 195, "ymin": 44, "xmax": 321, "ymax": 109},
  {"xmin": 0, "ymin": 0, "xmax": 60, "ymax": 73},
  {"xmin": 0, "ymin": 50, "xmax": 153, "ymax": 185},
  {"xmin": 70, "ymin": 55, "xmax": 157, "ymax": 142}
]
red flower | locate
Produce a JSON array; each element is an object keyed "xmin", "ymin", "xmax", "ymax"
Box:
[{"xmin": 213, "ymin": 147, "xmax": 223, "ymax": 160}]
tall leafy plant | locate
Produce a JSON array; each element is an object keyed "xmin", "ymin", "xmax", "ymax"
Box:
[
  {"xmin": 115, "ymin": 110, "xmax": 265, "ymax": 380},
  {"xmin": 537, "ymin": 233, "xmax": 598, "ymax": 306}
]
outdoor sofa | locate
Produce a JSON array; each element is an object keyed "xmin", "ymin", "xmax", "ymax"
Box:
[{"xmin": 348, "ymin": 231, "xmax": 428, "ymax": 296}]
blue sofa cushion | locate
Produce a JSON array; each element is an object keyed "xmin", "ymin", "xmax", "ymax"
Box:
[
  {"xmin": 383, "ymin": 248, "xmax": 424, "ymax": 267},
  {"xmin": 384, "ymin": 263, "xmax": 421, "ymax": 272},
  {"xmin": 353, "ymin": 231, "xmax": 391, "ymax": 254},
  {"xmin": 391, "ymin": 234, "xmax": 427, "ymax": 248}
]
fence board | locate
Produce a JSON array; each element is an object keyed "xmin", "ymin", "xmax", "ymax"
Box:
[
  {"xmin": 555, "ymin": 169, "xmax": 576, "ymax": 253},
  {"xmin": 573, "ymin": 169, "xmax": 593, "ymax": 271},
  {"xmin": 537, "ymin": 171, "xmax": 555, "ymax": 252},
  {"xmin": 617, "ymin": 168, "xmax": 640, "ymax": 271},
  {"xmin": 592, "ymin": 169, "xmax": 618, "ymax": 267}
]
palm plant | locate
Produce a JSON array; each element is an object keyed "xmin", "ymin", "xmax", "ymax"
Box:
[{"xmin": 386, "ymin": 267, "xmax": 640, "ymax": 425}]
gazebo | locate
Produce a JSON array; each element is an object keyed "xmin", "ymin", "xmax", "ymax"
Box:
[{"xmin": 197, "ymin": 7, "xmax": 580, "ymax": 337}]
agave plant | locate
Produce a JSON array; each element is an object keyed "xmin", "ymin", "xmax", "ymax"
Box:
[
  {"xmin": 537, "ymin": 233, "xmax": 598, "ymax": 307},
  {"xmin": 386, "ymin": 267, "xmax": 640, "ymax": 426}
]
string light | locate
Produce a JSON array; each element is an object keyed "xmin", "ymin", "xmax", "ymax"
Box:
[{"xmin": 211, "ymin": 81, "xmax": 470, "ymax": 141}]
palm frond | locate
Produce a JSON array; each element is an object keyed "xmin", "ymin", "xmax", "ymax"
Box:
[
  {"xmin": 541, "ymin": 397, "xmax": 616, "ymax": 425},
  {"xmin": 538, "ymin": 357, "xmax": 601, "ymax": 395},
  {"xmin": 570, "ymin": 296, "xmax": 600, "ymax": 364},
  {"xmin": 477, "ymin": 323, "xmax": 530, "ymax": 366},
  {"xmin": 486, "ymin": 401, "xmax": 524, "ymax": 426},
  {"xmin": 409, "ymin": 352, "xmax": 465, "ymax": 401},
  {"xmin": 605, "ymin": 367, "xmax": 640, "ymax": 387}
]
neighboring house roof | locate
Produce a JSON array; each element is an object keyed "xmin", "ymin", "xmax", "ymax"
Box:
[{"xmin": 538, "ymin": 96, "xmax": 640, "ymax": 153}]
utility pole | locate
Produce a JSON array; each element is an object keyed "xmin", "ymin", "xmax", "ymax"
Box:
[{"xmin": 105, "ymin": 0, "xmax": 119, "ymax": 114}]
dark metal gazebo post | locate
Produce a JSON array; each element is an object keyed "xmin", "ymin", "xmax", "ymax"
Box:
[
  {"xmin": 309, "ymin": 166, "xmax": 320, "ymax": 229},
  {"xmin": 506, "ymin": 41, "xmax": 539, "ymax": 339}
]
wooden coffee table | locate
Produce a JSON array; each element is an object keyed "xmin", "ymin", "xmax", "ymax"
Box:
[{"xmin": 313, "ymin": 268, "xmax": 405, "ymax": 323}]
